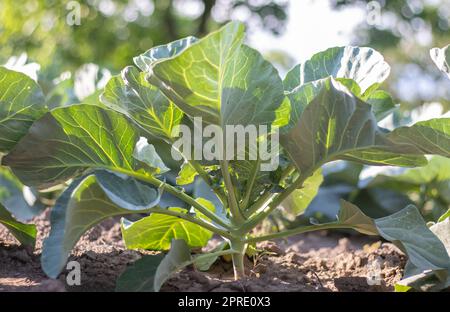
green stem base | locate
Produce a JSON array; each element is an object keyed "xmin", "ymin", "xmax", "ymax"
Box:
[{"xmin": 229, "ymin": 240, "xmax": 247, "ymax": 280}]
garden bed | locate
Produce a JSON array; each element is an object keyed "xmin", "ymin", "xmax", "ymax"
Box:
[{"xmin": 0, "ymin": 210, "xmax": 405, "ymax": 292}]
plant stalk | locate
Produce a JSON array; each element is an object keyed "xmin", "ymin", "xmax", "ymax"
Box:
[
  {"xmin": 239, "ymin": 173, "xmax": 309, "ymax": 233},
  {"xmin": 244, "ymin": 223, "xmax": 358, "ymax": 244},
  {"xmin": 168, "ymin": 137, "xmax": 227, "ymax": 204},
  {"xmin": 240, "ymin": 158, "xmax": 261, "ymax": 210},
  {"xmin": 149, "ymin": 207, "xmax": 233, "ymax": 239},
  {"xmin": 220, "ymin": 160, "xmax": 246, "ymax": 224},
  {"xmin": 243, "ymin": 165, "xmax": 299, "ymax": 219},
  {"xmin": 112, "ymin": 167, "xmax": 231, "ymax": 229},
  {"xmin": 244, "ymin": 192, "xmax": 274, "ymax": 218},
  {"xmin": 228, "ymin": 239, "xmax": 247, "ymax": 280},
  {"xmin": 187, "ymin": 159, "xmax": 227, "ymax": 204}
]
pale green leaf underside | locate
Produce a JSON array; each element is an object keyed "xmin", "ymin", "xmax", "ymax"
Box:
[
  {"xmin": 281, "ymin": 79, "xmax": 390, "ymax": 171},
  {"xmin": 283, "ymin": 46, "xmax": 390, "ymax": 93},
  {"xmin": 95, "ymin": 170, "xmax": 161, "ymax": 210},
  {"xmin": 133, "ymin": 138, "xmax": 170, "ymax": 174},
  {"xmin": 0, "ymin": 67, "xmax": 47, "ymax": 153},
  {"xmin": 2, "ymin": 104, "xmax": 138, "ymax": 189},
  {"xmin": 42, "ymin": 174, "xmax": 155, "ymax": 278},
  {"xmin": 194, "ymin": 241, "xmax": 227, "ymax": 271},
  {"xmin": 396, "ymin": 269, "xmax": 450, "ymax": 292},
  {"xmin": 133, "ymin": 36, "xmax": 198, "ymax": 72},
  {"xmin": 121, "ymin": 207, "xmax": 212, "ymax": 251},
  {"xmin": 0, "ymin": 167, "xmax": 42, "ymax": 221},
  {"xmin": 365, "ymin": 89, "xmax": 397, "ymax": 121}
]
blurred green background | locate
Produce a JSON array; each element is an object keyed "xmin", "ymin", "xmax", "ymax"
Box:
[
  {"xmin": 331, "ymin": 0, "xmax": 450, "ymax": 111},
  {"xmin": 0, "ymin": 0, "xmax": 287, "ymax": 71},
  {"xmin": 0, "ymin": 0, "xmax": 449, "ymax": 109}
]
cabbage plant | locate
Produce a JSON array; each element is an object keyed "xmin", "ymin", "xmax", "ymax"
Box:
[{"xmin": 1, "ymin": 22, "xmax": 449, "ymax": 291}]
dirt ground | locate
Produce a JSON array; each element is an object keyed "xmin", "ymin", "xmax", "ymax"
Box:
[{"xmin": 0, "ymin": 209, "xmax": 406, "ymax": 292}]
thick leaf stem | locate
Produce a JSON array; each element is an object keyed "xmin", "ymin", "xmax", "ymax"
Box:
[
  {"xmin": 228, "ymin": 239, "xmax": 247, "ymax": 280},
  {"xmin": 244, "ymin": 192, "xmax": 274, "ymax": 218},
  {"xmin": 168, "ymin": 136, "xmax": 227, "ymax": 204},
  {"xmin": 187, "ymin": 159, "xmax": 227, "ymax": 204},
  {"xmin": 279, "ymin": 164, "xmax": 296, "ymax": 182},
  {"xmin": 113, "ymin": 168, "xmax": 231, "ymax": 229},
  {"xmin": 243, "ymin": 164, "xmax": 298, "ymax": 219},
  {"xmin": 238, "ymin": 173, "xmax": 310, "ymax": 233},
  {"xmin": 244, "ymin": 223, "xmax": 355, "ymax": 244},
  {"xmin": 220, "ymin": 160, "xmax": 246, "ymax": 225},
  {"xmin": 240, "ymin": 158, "xmax": 261, "ymax": 210},
  {"xmin": 149, "ymin": 207, "xmax": 233, "ymax": 239}
]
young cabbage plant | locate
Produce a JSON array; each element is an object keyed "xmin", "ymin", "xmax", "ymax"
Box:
[{"xmin": 1, "ymin": 22, "xmax": 449, "ymax": 289}]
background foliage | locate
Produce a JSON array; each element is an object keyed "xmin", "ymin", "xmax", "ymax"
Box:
[
  {"xmin": 0, "ymin": 0, "xmax": 287, "ymax": 72},
  {"xmin": 331, "ymin": 0, "xmax": 450, "ymax": 109}
]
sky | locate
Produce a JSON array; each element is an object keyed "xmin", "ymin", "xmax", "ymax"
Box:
[{"xmin": 248, "ymin": 0, "xmax": 366, "ymax": 65}]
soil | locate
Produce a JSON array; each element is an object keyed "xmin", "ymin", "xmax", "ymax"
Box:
[{"xmin": 0, "ymin": 209, "xmax": 406, "ymax": 292}]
